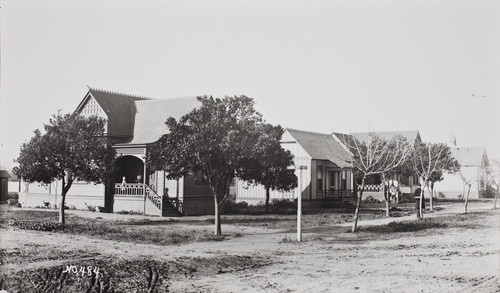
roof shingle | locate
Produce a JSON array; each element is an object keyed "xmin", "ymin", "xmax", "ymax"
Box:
[{"xmin": 287, "ymin": 129, "xmax": 352, "ymax": 168}]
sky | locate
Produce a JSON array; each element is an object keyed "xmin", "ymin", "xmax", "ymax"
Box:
[{"xmin": 1, "ymin": 0, "xmax": 499, "ymax": 171}]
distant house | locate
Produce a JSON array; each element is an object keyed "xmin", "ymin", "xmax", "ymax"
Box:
[
  {"xmin": 236, "ymin": 128, "xmax": 355, "ymax": 206},
  {"xmin": 349, "ymin": 130, "xmax": 422, "ymax": 146},
  {"xmin": 434, "ymin": 147, "xmax": 491, "ymax": 199},
  {"xmin": 21, "ymin": 88, "xmax": 217, "ymax": 216}
]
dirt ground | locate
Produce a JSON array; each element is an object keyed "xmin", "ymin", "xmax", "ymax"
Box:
[{"xmin": 0, "ymin": 200, "xmax": 499, "ymax": 292}]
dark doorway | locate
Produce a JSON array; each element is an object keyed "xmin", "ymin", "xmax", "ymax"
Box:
[{"xmin": 114, "ymin": 156, "xmax": 145, "ymax": 184}]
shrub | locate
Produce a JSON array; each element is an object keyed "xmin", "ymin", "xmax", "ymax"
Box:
[
  {"xmin": 481, "ymin": 185, "xmax": 496, "ymax": 198},
  {"xmin": 222, "ymin": 199, "xmax": 251, "ymax": 214},
  {"xmin": 400, "ymin": 193, "xmax": 414, "ymax": 203},
  {"xmin": 270, "ymin": 199, "xmax": 295, "ymax": 209},
  {"xmin": 363, "ymin": 219, "xmax": 447, "ymax": 233},
  {"xmin": 7, "ymin": 199, "xmax": 19, "ymax": 206},
  {"xmin": 8, "ymin": 220, "xmax": 63, "ymax": 232},
  {"xmin": 437, "ymin": 191, "xmax": 446, "ymax": 198},
  {"xmin": 7, "ymin": 192, "xmax": 19, "ymax": 200},
  {"xmin": 363, "ymin": 195, "xmax": 381, "ymax": 204}
]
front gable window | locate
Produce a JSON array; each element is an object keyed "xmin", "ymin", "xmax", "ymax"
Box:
[{"xmin": 81, "ymin": 96, "xmax": 103, "ymax": 115}]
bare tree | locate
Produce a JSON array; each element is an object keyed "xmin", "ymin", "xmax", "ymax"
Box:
[
  {"xmin": 341, "ymin": 134, "xmax": 412, "ymax": 232},
  {"xmin": 460, "ymin": 169, "xmax": 478, "ymax": 213},
  {"xmin": 490, "ymin": 160, "xmax": 500, "ymax": 209},
  {"xmin": 411, "ymin": 142, "xmax": 459, "ymax": 218}
]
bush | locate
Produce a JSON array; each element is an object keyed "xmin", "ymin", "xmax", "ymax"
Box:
[
  {"xmin": 363, "ymin": 195, "xmax": 381, "ymax": 204},
  {"xmin": 270, "ymin": 199, "xmax": 295, "ymax": 209},
  {"xmin": 7, "ymin": 199, "xmax": 19, "ymax": 206},
  {"xmin": 8, "ymin": 220, "xmax": 63, "ymax": 232},
  {"xmin": 400, "ymin": 193, "xmax": 414, "ymax": 203},
  {"xmin": 223, "ymin": 199, "xmax": 249, "ymax": 214},
  {"xmin": 481, "ymin": 185, "xmax": 497, "ymax": 198},
  {"xmin": 8, "ymin": 192, "xmax": 19, "ymax": 200},
  {"xmin": 363, "ymin": 219, "xmax": 447, "ymax": 233}
]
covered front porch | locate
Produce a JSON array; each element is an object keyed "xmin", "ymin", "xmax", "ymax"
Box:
[
  {"xmin": 312, "ymin": 160, "xmax": 356, "ymax": 200},
  {"xmin": 112, "ymin": 146, "xmax": 183, "ymax": 216}
]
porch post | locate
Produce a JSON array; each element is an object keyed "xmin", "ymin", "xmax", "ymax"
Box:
[{"xmin": 143, "ymin": 156, "xmax": 147, "ymax": 215}]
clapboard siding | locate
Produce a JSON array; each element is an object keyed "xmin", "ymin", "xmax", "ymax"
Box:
[
  {"xmin": 21, "ymin": 181, "xmax": 104, "ymax": 197},
  {"xmin": 236, "ymin": 158, "xmax": 311, "ymax": 203},
  {"xmin": 236, "ymin": 181, "xmax": 295, "ymax": 201},
  {"xmin": 281, "ymin": 130, "xmax": 311, "ymax": 160}
]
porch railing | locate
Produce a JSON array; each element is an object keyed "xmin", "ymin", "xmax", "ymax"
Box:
[
  {"xmin": 114, "ymin": 183, "xmax": 145, "ymax": 196},
  {"xmin": 113, "ymin": 183, "xmax": 183, "ymax": 214},
  {"xmin": 145, "ymin": 186, "xmax": 162, "ymax": 210},
  {"xmin": 363, "ymin": 184, "xmax": 383, "ymax": 192},
  {"xmin": 324, "ymin": 189, "xmax": 355, "ymax": 198}
]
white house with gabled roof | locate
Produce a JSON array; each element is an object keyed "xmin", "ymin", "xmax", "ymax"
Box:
[
  {"xmin": 21, "ymin": 88, "xmax": 217, "ymax": 216},
  {"xmin": 236, "ymin": 128, "xmax": 356, "ymax": 206},
  {"xmin": 434, "ymin": 146, "xmax": 491, "ymax": 199}
]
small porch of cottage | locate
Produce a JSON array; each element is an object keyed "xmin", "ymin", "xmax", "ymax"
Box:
[
  {"xmin": 112, "ymin": 146, "xmax": 183, "ymax": 217},
  {"xmin": 312, "ymin": 160, "xmax": 355, "ymax": 201}
]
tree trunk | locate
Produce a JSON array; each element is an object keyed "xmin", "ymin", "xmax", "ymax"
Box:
[
  {"xmin": 429, "ymin": 181, "xmax": 434, "ymax": 211},
  {"xmin": 464, "ymin": 184, "xmax": 471, "ymax": 213},
  {"xmin": 384, "ymin": 183, "xmax": 391, "ymax": 217},
  {"xmin": 382, "ymin": 176, "xmax": 390, "ymax": 217},
  {"xmin": 494, "ymin": 187, "xmax": 499, "ymax": 209},
  {"xmin": 213, "ymin": 192, "xmax": 221, "ymax": 235},
  {"xmin": 396, "ymin": 174, "xmax": 401, "ymax": 204},
  {"xmin": 418, "ymin": 182, "xmax": 425, "ymax": 219},
  {"xmin": 59, "ymin": 192, "xmax": 66, "ymax": 224},
  {"xmin": 104, "ymin": 179, "xmax": 114, "ymax": 213},
  {"xmin": 352, "ymin": 177, "xmax": 365, "ymax": 233},
  {"xmin": 59, "ymin": 174, "xmax": 72, "ymax": 224},
  {"xmin": 265, "ymin": 186, "xmax": 271, "ymax": 214}
]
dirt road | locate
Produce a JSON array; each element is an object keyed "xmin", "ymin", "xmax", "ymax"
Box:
[{"xmin": 1, "ymin": 201, "xmax": 499, "ymax": 292}]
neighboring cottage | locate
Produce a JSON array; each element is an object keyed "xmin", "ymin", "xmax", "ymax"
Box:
[
  {"xmin": 434, "ymin": 147, "xmax": 491, "ymax": 199},
  {"xmin": 236, "ymin": 128, "xmax": 355, "ymax": 207},
  {"xmin": 20, "ymin": 88, "xmax": 217, "ymax": 216}
]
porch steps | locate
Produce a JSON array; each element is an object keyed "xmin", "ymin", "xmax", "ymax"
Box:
[
  {"xmin": 162, "ymin": 201, "xmax": 183, "ymax": 217},
  {"xmin": 144, "ymin": 198, "xmax": 162, "ymax": 217}
]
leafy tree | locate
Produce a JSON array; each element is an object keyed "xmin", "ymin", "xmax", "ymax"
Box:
[
  {"xmin": 411, "ymin": 142, "xmax": 459, "ymax": 218},
  {"xmin": 341, "ymin": 134, "xmax": 412, "ymax": 232},
  {"xmin": 16, "ymin": 113, "xmax": 113, "ymax": 224},
  {"xmin": 490, "ymin": 159, "xmax": 500, "ymax": 209},
  {"xmin": 148, "ymin": 95, "xmax": 270, "ymax": 235},
  {"xmin": 238, "ymin": 124, "xmax": 297, "ymax": 213}
]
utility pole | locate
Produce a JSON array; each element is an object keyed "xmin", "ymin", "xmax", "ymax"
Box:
[{"xmin": 297, "ymin": 165, "xmax": 307, "ymax": 242}]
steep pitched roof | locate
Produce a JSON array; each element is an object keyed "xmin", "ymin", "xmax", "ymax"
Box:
[
  {"xmin": 451, "ymin": 147, "xmax": 488, "ymax": 167},
  {"xmin": 76, "ymin": 88, "xmax": 150, "ymax": 138},
  {"xmin": 119, "ymin": 97, "xmax": 201, "ymax": 145},
  {"xmin": 350, "ymin": 130, "xmax": 420, "ymax": 144},
  {"xmin": 287, "ymin": 129, "xmax": 352, "ymax": 168}
]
